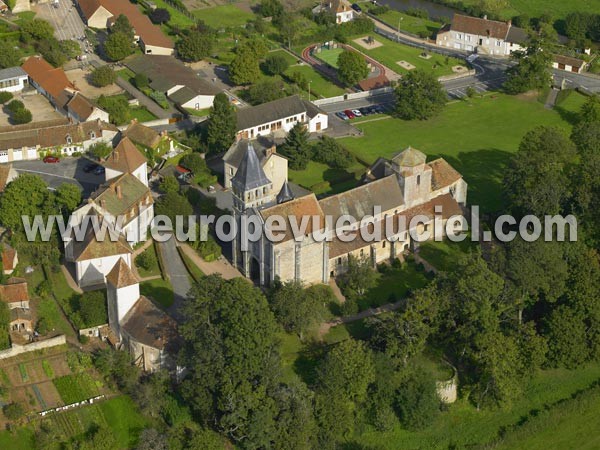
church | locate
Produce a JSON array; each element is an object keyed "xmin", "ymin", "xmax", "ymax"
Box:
[{"xmin": 229, "ymin": 143, "xmax": 467, "ymax": 285}]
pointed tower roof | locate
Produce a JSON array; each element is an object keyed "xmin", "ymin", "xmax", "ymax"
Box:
[
  {"xmin": 392, "ymin": 146, "xmax": 427, "ymax": 167},
  {"xmin": 231, "ymin": 141, "xmax": 271, "ymax": 192},
  {"xmin": 106, "ymin": 257, "xmax": 139, "ymax": 289},
  {"xmin": 277, "ymin": 180, "xmax": 295, "ymax": 204},
  {"xmin": 103, "ymin": 137, "xmax": 148, "ymax": 174}
]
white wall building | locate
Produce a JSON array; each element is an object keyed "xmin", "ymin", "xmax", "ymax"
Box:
[{"xmin": 0, "ymin": 67, "xmax": 28, "ymax": 93}]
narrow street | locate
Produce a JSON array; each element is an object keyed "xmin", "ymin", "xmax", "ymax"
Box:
[{"xmin": 156, "ymin": 236, "xmax": 192, "ymax": 322}]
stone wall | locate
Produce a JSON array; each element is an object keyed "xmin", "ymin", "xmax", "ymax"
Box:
[{"xmin": 0, "ymin": 335, "xmax": 66, "ymax": 360}]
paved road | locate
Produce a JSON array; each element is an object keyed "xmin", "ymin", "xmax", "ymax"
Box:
[
  {"xmin": 37, "ymin": 0, "xmax": 86, "ymax": 50},
  {"xmin": 115, "ymin": 77, "xmax": 177, "ymax": 119},
  {"xmin": 12, "ymin": 158, "xmax": 102, "ymax": 196},
  {"xmin": 157, "ymin": 236, "xmax": 192, "ymax": 322}
]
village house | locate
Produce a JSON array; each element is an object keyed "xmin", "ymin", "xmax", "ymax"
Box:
[
  {"xmin": 436, "ymin": 14, "xmax": 528, "ymax": 56},
  {"xmin": 1, "ymin": 243, "xmax": 18, "ymax": 275},
  {"xmin": 313, "ymin": 0, "xmax": 355, "ymax": 24},
  {"xmin": 126, "ymin": 55, "xmax": 221, "ymax": 111},
  {"xmin": 0, "ymin": 164, "xmax": 18, "ymax": 193},
  {"xmin": 236, "ymin": 95, "xmax": 329, "ymax": 140},
  {"xmin": 0, "ymin": 278, "xmax": 33, "ymax": 335},
  {"xmin": 232, "ymin": 147, "xmax": 467, "ymax": 285},
  {"xmin": 552, "ymin": 54, "xmax": 588, "ymax": 74},
  {"xmin": 0, "ymin": 119, "xmax": 118, "ymax": 162},
  {"xmin": 120, "ymin": 120, "xmax": 162, "ymax": 150},
  {"xmin": 21, "ymin": 56, "xmax": 108, "ymax": 121},
  {"xmin": 106, "ymin": 258, "xmax": 177, "ymax": 372},
  {"xmin": 0, "ymin": 67, "xmax": 28, "ymax": 93},
  {"xmin": 76, "ymin": 0, "xmax": 174, "ymax": 55}
]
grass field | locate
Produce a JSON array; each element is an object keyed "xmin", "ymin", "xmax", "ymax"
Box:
[
  {"xmin": 135, "ymin": 244, "xmax": 161, "ymax": 278},
  {"xmin": 338, "ymin": 92, "xmax": 584, "ymax": 213},
  {"xmin": 418, "ymin": 237, "xmax": 476, "ymax": 272},
  {"xmin": 350, "ymin": 33, "xmax": 462, "ymax": 77},
  {"xmin": 140, "ymin": 278, "xmax": 174, "ymax": 308},
  {"xmin": 314, "ymin": 47, "xmax": 344, "ymax": 69},
  {"xmin": 143, "ymin": 0, "xmax": 195, "ymax": 28},
  {"xmin": 130, "ymin": 106, "xmax": 158, "ymax": 123},
  {"xmin": 53, "ymin": 372, "xmax": 98, "ymax": 405},
  {"xmin": 288, "ymin": 160, "xmax": 366, "ymax": 195},
  {"xmin": 284, "ymin": 64, "xmax": 346, "ymax": 98},
  {"xmin": 366, "ymin": 5, "xmax": 443, "ymax": 37},
  {"xmin": 192, "ymin": 4, "xmax": 254, "ymax": 28}
]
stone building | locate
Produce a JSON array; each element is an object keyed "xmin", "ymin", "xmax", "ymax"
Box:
[{"xmin": 232, "ymin": 147, "xmax": 467, "ymax": 285}]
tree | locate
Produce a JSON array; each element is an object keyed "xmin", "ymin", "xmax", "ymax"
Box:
[
  {"xmin": 311, "ymin": 136, "xmax": 355, "ymax": 169},
  {"xmin": 207, "ymin": 93, "xmax": 236, "ymax": 153},
  {"xmin": 20, "ymin": 19, "xmax": 55, "ymax": 42},
  {"xmin": 0, "ymin": 174, "xmax": 53, "ymax": 232},
  {"xmin": 503, "ymin": 126, "xmax": 575, "ymax": 217},
  {"xmin": 104, "ymin": 32, "xmax": 134, "ymax": 62},
  {"xmin": 263, "ymin": 53, "xmax": 290, "ymax": 76},
  {"xmin": 12, "ymin": 108, "xmax": 32, "ymax": 125},
  {"xmin": 155, "ymin": 192, "xmax": 193, "ymax": 225},
  {"xmin": 394, "ymin": 69, "xmax": 447, "ymax": 120},
  {"xmin": 136, "ymin": 248, "xmax": 157, "ymax": 271},
  {"xmin": 0, "ymin": 302, "xmax": 9, "ymax": 350},
  {"xmin": 317, "ymin": 339, "xmax": 375, "ymax": 403},
  {"xmin": 315, "ymin": 391, "xmax": 354, "ymax": 448},
  {"xmin": 337, "ymin": 50, "xmax": 368, "ymax": 86},
  {"xmin": 0, "ymin": 92, "xmax": 13, "ymax": 104},
  {"xmin": 97, "ymin": 94, "xmax": 130, "ymax": 125},
  {"xmin": 0, "ymin": 46, "xmax": 21, "ymax": 69},
  {"xmin": 36, "ymin": 37, "xmax": 68, "ymax": 67},
  {"xmin": 133, "ymin": 73, "xmax": 149, "ymax": 89},
  {"xmin": 545, "ymin": 304, "xmax": 590, "ymax": 368},
  {"xmin": 3, "ymin": 402, "xmax": 25, "ymax": 421},
  {"xmin": 180, "ymin": 152, "xmax": 207, "ymax": 175},
  {"xmin": 279, "ymin": 122, "xmax": 311, "ymax": 170},
  {"xmin": 90, "ymin": 66, "xmax": 116, "ymax": 87},
  {"xmin": 271, "ymin": 380, "xmax": 318, "ymax": 450},
  {"xmin": 229, "ymin": 46, "xmax": 261, "ymax": 85},
  {"xmin": 179, "ymin": 276, "xmax": 281, "ymax": 446},
  {"xmin": 149, "ymin": 8, "xmax": 171, "ymax": 24},
  {"xmin": 503, "ymin": 38, "xmax": 552, "ymax": 94},
  {"xmin": 6, "ymin": 100, "xmax": 23, "ymax": 112},
  {"xmin": 160, "ymin": 175, "xmax": 179, "ymax": 194},
  {"xmin": 89, "ymin": 142, "xmax": 113, "ymax": 160},
  {"xmin": 337, "ymin": 254, "xmax": 377, "ymax": 300},
  {"xmin": 394, "ymin": 368, "xmax": 439, "ymax": 429},
  {"xmin": 55, "ymin": 183, "xmax": 82, "ymax": 214},
  {"xmin": 111, "ymin": 14, "xmax": 134, "ymax": 40},
  {"xmin": 136, "ymin": 428, "xmax": 169, "ymax": 450},
  {"xmin": 268, "ymin": 280, "xmax": 328, "ymax": 339},
  {"xmin": 259, "ymin": 0, "xmax": 284, "ymax": 18},
  {"xmin": 79, "ymin": 291, "xmax": 107, "ymax": 327},
  {"xmin": 176, "ymin": 31, "xmax": 214, "ymax": 62},
  {"xmin": 245, "ymin": 77, "xmax": 286, "ymax": 105}
]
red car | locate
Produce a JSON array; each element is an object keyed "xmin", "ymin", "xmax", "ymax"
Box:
[
  {"xmin": 43, "ymin": 156, "xmax": 60, "ymax": 163},
  {"xmin": 343, "ymin": 109, "xmax": 355, "ymax": 119}
]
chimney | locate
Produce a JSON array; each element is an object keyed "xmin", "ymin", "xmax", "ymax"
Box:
[{"xmin": 115, "ymin": 185, "xmax": 122, "ymax": 199}]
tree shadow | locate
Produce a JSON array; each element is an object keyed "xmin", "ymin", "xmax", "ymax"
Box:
[{"xmin": 554, "ymin": 105, "xmax": 580, "ymax": 126}]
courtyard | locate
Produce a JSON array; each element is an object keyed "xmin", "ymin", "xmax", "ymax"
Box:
[
  {"xmin": 66, "ymin": 68, "xmax": 124, "ymax": 99},
  {"xmin": 0, "ymin": 91, "xmax": 63, "ymax": 127}
]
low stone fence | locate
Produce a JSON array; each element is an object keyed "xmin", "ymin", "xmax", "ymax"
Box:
[
  {"xmin": 0, "ymin": 335, "xmax": 66, "ymax": 360},
  {"xmin": 39, "ymin": 395, "xmax": 105, "ymax": 417},
  {"xmin": 435, "ymin": 361, "xmax": 458, "ymax": 404},
  {"xmin": 313, "ymin": 87, "xmax": 393, "ymax": 106},
  {"xmin": 438, "ymin": 69, "xmax": 476, "ymax": 82}
]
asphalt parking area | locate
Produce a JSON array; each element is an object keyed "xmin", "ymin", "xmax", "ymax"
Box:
[{"xmin": 11, "ymin": 158, "xmax": 103, "ymax": 196}]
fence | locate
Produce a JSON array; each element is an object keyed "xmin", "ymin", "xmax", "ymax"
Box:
[
  {"xmin": 0, "ymin": 335, "xmax": 66, "ymax": 360},
  {"xmin": 312, "ymin": 87, "xmax": 394, "ymax": 106},
  {"xmin": 39, "ymin": 395, "xmax": 106, "ymax": 417}
]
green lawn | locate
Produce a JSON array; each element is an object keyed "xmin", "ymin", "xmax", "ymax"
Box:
[
  {"xmin": 35, "ymin": 297, "xmax": 74, "ymax": 337},
  {"xmin": 314, "ymin": 47, "xmax": 344, "ymax": 69},
  {"xmin": 130, "ymin": 106, "xmax": 158, "ymax": 123},
  {"xmin": 143, "ymin": 0, "xmax": 195, "ymax": 28},
  {"xmin": 178, "ymin": 249, "xmax": 204, "ymax": 283},
  {"xmin": 116, "ymin": 67, "xmax": 135, "ymax": 84},
  {"xmin": 339, "ymin": 92, "xmax": 583, "ymax": 213},
  {"xmin": 53, "ymin": 372, "xmax": 98, "ymax": 404},
  {"xmin": 284, "ymin": 64, "xmax": 346, "ymax": 98},
  {"xmin": 366, "ymin": 5, "xmax": 443, "ymax": 38},
  {"xmin": 135, "ymin": 244, "xmax": 161, "ymax": 278},
  {"xmin": 0, "ymin": 427, "xmax": 35, "ymax": 450},
  {"xmin": 192, "ymin": 4, "xmax": 254, "ymax": 28},
  {"xmin": 268, "ymin": 49, "xmax": 299, "ymax": 67},
  {"xmin": 185, "ymin": 107, "xmax": 211, "ymax": 117},
  {"xmin": 288, "ymin": 160, "xmax": 366, "ymax": 195},
  {"xmin": 98, "ymin": 396, "xmax": 148, "ymax": 448},
  {"xmin": 418, "ymin": 237, "xmax": 476, "ymax": 272},
  {"xmin": 349, "ymin": 33, "xmax": 463, "ymax": 77},
  {"xmin": 140, "ymin": 278, "xmax": 174, "ymax": 308}
]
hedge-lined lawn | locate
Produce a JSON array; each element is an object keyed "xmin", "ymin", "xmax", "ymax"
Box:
[
  {"xmin": 135, "ymin": 244, "xmax": 161, "ymax": 278},
  {"xmin": 314, "ymin": 47, "xmax": 344, "ymax": 69},
  {"xmin": 192, "ymin": 4, "xmax": 254, "ymax": 28},
  {"xmin": 339, "ymin": 93, "xmax": 581, "ymax": 212},
  {"xmin": 140, "ymin": 278, "xmax": 174, "ymax": 308},
  {"xmin": 284, "ymin": 64, "xmax": 346, "ymax": 98},
  {"xmin": 98, "ymin": 396, "xmax": 148, "ymax": 448},
  {"xmin": 349, "ymin": 33, "xmax": 462, "ymax": 77},
  {"xmin": 144, "ymin": 0, "xmax": 195, "ymax": 28},
  {"xmin": 269, "ymin": 49, "xmax": 299, "ymax": 67},
  {"xmin": 366, "ymin": 5, "xmax": 443, "ymax": 37},
  {"xmin": 418, "ymin": 237, "xmax": 476, "ymax": 272},
  {"xmin": 288, "ymin": 160, "xmax": 366, "ymax": 195},
  {"xmin": 130, "ymin": 106, "xmax": 158, "ymax": 123},
  {"xmin": 53, "ymin": 373, "xmax": 98, "ymax": 404}
]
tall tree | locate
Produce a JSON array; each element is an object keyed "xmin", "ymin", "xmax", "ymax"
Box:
[
  {"xmin": 336, "ymin": 50, "xmax": 369, "ymax": 87},
  {"xmin": 279, "ymin": 122, "xmax": 311, "ymax": 170},
  {"xmin": 176, "ymin": 30, "xmax": 214, "ymax": 62},
  {"xmin": 207, "ymin": 93, "xmax": 236, "ymax": 153},
  {"xmin": 336, "ymin": 254, "xmax": 377, "ymax": 300},
  {"xmin": 55, "ymin": 183, "xmax": 82, "ymax": 215},
  {"xmin": 229, "ymin": 46, "xmax": 261, "ymax": 85},
  {"xmin": 394, "ymin": 69, "xmax": 446, "ymax": 120},
  {"xmin": 0, "ymin": 174, "xmax": 54, "ymax": 232},
  {"xmin": 111, "ymin": 14, "xmax": 134, "ymax": 40},
  {"xmin": 0, "ymin": 46, "xmax": 21, "ymax": 69},
  {"xmin": 103, "ymin": 32, "xmax": 134, "ymax": 61},
  {"xmin": 503, "ymin": 37, "xmax": 552, "ymax": 94}
]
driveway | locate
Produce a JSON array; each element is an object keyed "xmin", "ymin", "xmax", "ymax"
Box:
[
  {"xmin": 157, "ymin": 235, "xmax": 192, "ymax": 322},
  {"xmin": 11, "ymin": 158, "xmax": 103, "ymax": 196}
]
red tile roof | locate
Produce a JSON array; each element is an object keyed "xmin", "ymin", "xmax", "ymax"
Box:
[
  {"xmin": 106, "ymin": 257, "xmax": 139, "ymax": 288},
  {"xmin": 260, "ymin": 194, "xmax": 325, "ymax": 243},
  {"xmin": 0, "ymin": 278, "xmax": 29, "ymax": 304},
  {"xmin": 451, "ymin": 14, "xmax": 510, "ymax": 40},
  {"xmin": 103, "ymin": 137, "xmax": 147, "ymax": 174},
  {"xmin": 1, "ymin": 244, "xmax": 16, "ymax": 272},
  {"xmin": 21, "ymin": 57, "xmax": 77, "ymax": 108}
]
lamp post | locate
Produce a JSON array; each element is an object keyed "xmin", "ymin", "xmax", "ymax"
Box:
[
  {"xmin": 308, "ymin": 80, "xmax": 312, "ymax": 101},
  {"xmin": 397, "ymin": 17, "xmax": 403, "ymax": 42}
]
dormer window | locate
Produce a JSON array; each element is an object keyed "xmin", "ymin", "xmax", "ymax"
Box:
[
  {"xmin": 66, "ymin": 135, "xmax": 72, "ymax": 145},
  {"xmin": 90, "ymin": 131, "xmax": 96, "ymax": 139}
]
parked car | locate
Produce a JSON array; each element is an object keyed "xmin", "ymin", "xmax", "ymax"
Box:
[
  {"xmin": 43, "ymin": 156, "xmax": 59, "ymax": 163},
  {"xmin": 83, "ymin": 163, "xmax": 99, "ymax": 173},
  {"xmin": 335, "ymin": 111, "xmax": 349, "ymax": 120},
  {"xmin": 93, "ymin": 166, "xmax": 105, "ymax": 175},
  {"xmin": 358, "ymin": 107, "xmax": 370, "ymax": 116},
  {"xmin": 343, "ymin": 109, "xmax": 355, "ymax": 119},
  {"xmin": 373, "ymin": 104, "xmax": 386, "ymax": 114},
  {"xmin": 351, "ymin": 3, "xmax": 362, "ymax": 12},
  {"xmin": 351, "ymin": 109, "xmax": 362, "ymax": 117}
]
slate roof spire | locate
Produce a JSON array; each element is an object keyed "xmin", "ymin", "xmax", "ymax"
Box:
[
  {"xmin": 231, "ymin": 141, "xmax": 271, "ymax": 192},
  {"xmin": 277, "ymin": 180, "xmax": 295, "ymax": 204}
]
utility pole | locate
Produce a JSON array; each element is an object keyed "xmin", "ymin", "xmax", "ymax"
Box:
[
  {"xmin": 397, "ymin": 17, "xmax": 403, "ymax": 42},
  {"xmin": 308, "ymin": 80, "xmax": 312, "ymax": 101}
]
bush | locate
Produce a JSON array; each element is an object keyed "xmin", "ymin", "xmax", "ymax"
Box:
[
  {"xmin": 137, "ymin": 248, "xmax": 157, "ymax": 271},
  {"xmin": 3, "ymin": 402, "xmax": 25, "ymax": 421},
  {"xmin": 369, "ymin": 5, "xmax": 390, "ymax": 15},
  {"xmin": 394, "ymin": 369, "xmax": 440, "ymax": 430},
  {"xmin": 262, "ymin": 53, "xmax": 290, "ymax": 76},
  {"xmin": 12, "ymin": 108, "xmax": 32, "ymax": 124},
  {"xmin": 0, "ymin": 92, "xmax": 13, "ymax": 104},
  {"xmin": 197, "ymin": 237, "xmax": 222, "ymax": 262},
  {"xmin": 6, "ymin": 99, "xmax": 24, "ymax": 112},
  {"xmin": 340, "ymin": 298, "xmax": 359, "ymax": 316},
  {"xmin": 312, "ymin": 136, "xmax": 355, "ymax": 169},
  {"xmin": 36, "ymin": 317, "xmax": 49, "ymax": 335},
  {"xmin": 133, "ymin": 73, "xmax": 149, "ymax": 89},
  {"xmin": 406, "ymin": 7, "xmax": 429, "ymax": 19},
  {"xmin": 149, "ymin": 8, "xmax": 170, "ymax": 24},
  {"xmin": 90, "ymin": 66, "xmax": 116, "ymax": 87}
]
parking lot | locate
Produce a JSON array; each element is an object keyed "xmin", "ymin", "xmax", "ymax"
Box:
[
  {"xmin": 35, "ymin": 0, "xmax": 86, "ymax": 50},
  {"xmin": 12, "ymin": 158, "xmax": 103, "ymax": 196}
]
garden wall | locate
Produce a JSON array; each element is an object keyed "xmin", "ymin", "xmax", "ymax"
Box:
[{"xmin": 0, "ymin": 335, "xmax": 66, "ymax": 360}]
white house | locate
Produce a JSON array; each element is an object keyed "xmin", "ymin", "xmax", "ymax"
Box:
[
  {"xmin": 436, "ymin": 14, "xmax": 528, "ymax": 56},
  {"xmin": 103, "ymin": 136, "xmax": 149, "ymax": 187},
  {"xmin": 0, "ymin": 120, "xmax": 118, "ymax": 163},
  {"xmin": 66, "ymin": 92, "xmax": 110, "ymax": 123},
  {"xmin": 313, "ymin": 0, "xmax": 354, "ymax": 24},
  {"xmin": 236, "ymin": 95, "xmax": 329, "ymax": 140},
  {"xmin": 0, "ymin": 67, "xmax": 28, "ymax": 93},
  {"xmin": 553, "ymin": 54, "xmax": 588, "ymax": 74}
]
